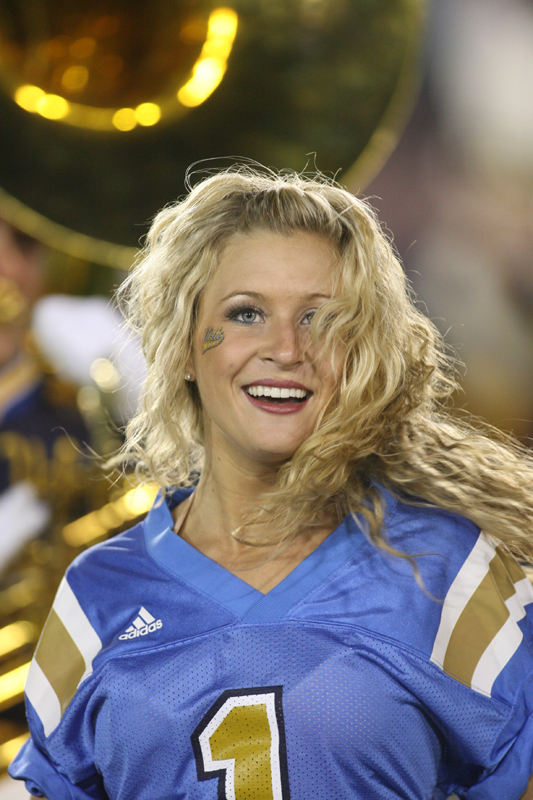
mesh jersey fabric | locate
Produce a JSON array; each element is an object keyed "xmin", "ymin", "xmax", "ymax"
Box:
[{"xmin": 9, "ymin": 487, "xmax": 533, "ymax": 800}]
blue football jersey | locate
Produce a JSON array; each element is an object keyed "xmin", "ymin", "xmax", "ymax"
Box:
[{"xmin": 9, "ymin": 488, "xmax": 533, "ymax": 799}]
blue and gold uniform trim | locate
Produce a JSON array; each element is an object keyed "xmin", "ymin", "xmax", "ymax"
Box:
[
  {"xmin": 431, "ymin": 533, "xmax": 533, "ymax": 696},
  {"xmin": 24, "ymin": 577, "xmax": 101, "ymax": 736}
]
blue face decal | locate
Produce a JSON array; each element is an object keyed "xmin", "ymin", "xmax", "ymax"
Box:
[{"xmin": 202, "ymin": 327, "xmax": 224, "ymax": 354}]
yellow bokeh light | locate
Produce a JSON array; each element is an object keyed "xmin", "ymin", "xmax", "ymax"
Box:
[
  {"xmin": 61, "ymin": 65, "xmax": 90, "ymax": 92},
  {"xmin": 112, "ymin": 107, "xmax": 137, "ymax": 131},
  {"xmin": 62, "ymin": 483, "xmax": 158, "ymax": 547},
  {"xmin": 36, "ymin": 94, "xmax": 69, "ymax": 119},
  {"xmin": 201, "ymin": 33, "xmax": 234, "ymax": 60},
  {"xmin": 177, "ymin": 8, "xmax": 237, "ymax": 108},
  {"xmin": 0, "ymin": 733, "xmax": 29, "ymax": 770},
  {"xmin": 178, "ymin": 58, "xmax": 226, "ymax": 106},
  {"xmin": 123, "ymin": 485, "xmax": 159, "ymax": 516},
  {"xmin": 14, "ymin": 85, "xmax": 45, "ymax": 112},
  {"xmin": 134, "ymin": 102, "xmax": 161, "ymax": 126},
  {"xmin": 89, "ymin": 357, "xmax": 121, "ymax": 392},
  {"xmin": 195, "ymin": 57, "xmax": 226, "ymax": 85},
  {"xmin": 0, "ymin": 621, "xmax": 36, "ymax": 658},
  {"xmin": 12, "ymin": 7, "xmax": 237, "ymax": 129},
  {"xmin": 208, "ymin": 7, "xmax": 239, "ymax": 38},
  {"xmin": 0, "ymin": 662, "xmax": 29, "ymax": 706},
  {"xmin": 69, "ymin": 37, "xmax": 96, "ymax": 59}
]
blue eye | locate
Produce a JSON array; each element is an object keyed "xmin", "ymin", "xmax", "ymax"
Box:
[
  {"xmin": 301, "ymin": 309, "xmax": 317, "ymax": 325},
  {"xmin": 226, "ymin": 305, "xmax": 263, "ymax": 324}
]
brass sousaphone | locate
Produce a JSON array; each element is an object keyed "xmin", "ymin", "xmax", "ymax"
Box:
[{"xmin": 0, "ymin": 0, "xmax": 426, "ymax": 270}]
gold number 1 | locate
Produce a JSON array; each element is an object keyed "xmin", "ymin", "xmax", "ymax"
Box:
[{"xmin": 191, "ymin": 687, "xmax": 290, "ymax": 799}]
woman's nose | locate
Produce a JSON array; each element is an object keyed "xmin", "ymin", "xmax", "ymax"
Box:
[{"xmin": 260, "ymin": 320, "xmax": 303, "ymax": 366}]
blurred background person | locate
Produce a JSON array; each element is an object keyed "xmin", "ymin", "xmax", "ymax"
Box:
[
  {"xmin": 0, "ymin": 223, "xmax": 146, "ymax": 784},
  {"xmin": 0, "ymin": 219, "xmax": 88, "ymax": 571}
]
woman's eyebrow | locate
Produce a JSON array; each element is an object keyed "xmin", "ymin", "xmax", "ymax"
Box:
[{"xmin": 219, "ymin": 290, "xmax": 332, "ymax": 303}]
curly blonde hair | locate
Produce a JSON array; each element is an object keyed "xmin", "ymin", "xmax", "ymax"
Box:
[{"xmin": 117, "ymin": 166, "xmax": 533, "ymax": 560}]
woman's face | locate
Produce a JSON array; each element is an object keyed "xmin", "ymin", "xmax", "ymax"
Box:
[{"xmin": 188, "ymin": 230, "xmax": 339, "ymax": 471}]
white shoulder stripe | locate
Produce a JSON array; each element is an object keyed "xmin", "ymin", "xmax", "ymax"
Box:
[
  {"xmin": 25, "ymin": 659, "xmax": 61, "ymax": 737},
  {"xmin": 53, "ymin": 577, "xmax": 102, "ymax": 682},
  {"xmin": 514, "ymin": 576, "xmax": 533, "ymax": 607},
  {"xmin": 431, "ymin": 534, "xmax": 496, "ymax": 666},
  {"xmin": 26, "ymin": 577, "xmax": 103, "ymax": 736}
]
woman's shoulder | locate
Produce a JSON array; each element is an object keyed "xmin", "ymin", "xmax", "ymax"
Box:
[
  {"xmin": 23, "ymin": 500, "xmax": 181, "ymax": 735},
  {"xmin": 378, "ymin": 489, "xmax": 531, "ymax": 629},
  {"xmin": 381, "ymin": 486, "xmax": 481, "ymax": 557},
  {"xmin": 50, "ymin": 493, "xmax": 180, "ymax": 655},
  {"xmin": 368, "ymin": 488, "xmax": 533, "ymax": 700},
  {"xmin": 67, "ymin": 486, "xmax": 189, "ymax": 586},
  {"xmin": 67, "ymin": 515, "xmax": 150, "ymax": 586},
  {"xmin": 370, "ymin": 487, "xmax": 490, "ymax": 592}
]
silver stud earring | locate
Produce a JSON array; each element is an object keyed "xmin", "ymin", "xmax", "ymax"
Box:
[{"xmin": 185, "ymin": 372, "xmax": 192, "ymax": 381}]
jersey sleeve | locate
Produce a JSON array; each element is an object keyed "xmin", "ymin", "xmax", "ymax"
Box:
[
  {"xmin": 8, "ymin": 573, "xmax": 106, "ymax": 800},
  {"xmin": 426, "ymin": 535, "xmax": 533, "ymax": 798},
  {"xmin": 9, "ymin": 737, "xmax": 107, "ymax": 800}
]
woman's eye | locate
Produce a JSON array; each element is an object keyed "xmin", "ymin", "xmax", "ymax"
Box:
[
  {"xmin": 228, "ymin": 306, "xmax": 262, "ymax": 324},
  {"xmin": 301, "ymin": 309, "xmax": 317, "ymax": 325}
]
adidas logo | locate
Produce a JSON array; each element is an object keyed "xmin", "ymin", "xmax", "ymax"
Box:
[{"xmin": 119, "ymin": 606, "xmax": 163, "ymax": 640}]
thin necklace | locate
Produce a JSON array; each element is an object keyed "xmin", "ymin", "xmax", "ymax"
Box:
[{"xmin": 174, "ymin": 493, "xmax": 271, "ymax": 548}]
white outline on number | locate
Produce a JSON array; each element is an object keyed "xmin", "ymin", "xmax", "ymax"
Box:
[{"xmin": 197, "ymin": 691, "xmax": 283, "ymax": 800}]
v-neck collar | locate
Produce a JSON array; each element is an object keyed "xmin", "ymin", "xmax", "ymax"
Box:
[{"xmin": 144, "ymin": 489, "xmax": 379, "ymax": 623}]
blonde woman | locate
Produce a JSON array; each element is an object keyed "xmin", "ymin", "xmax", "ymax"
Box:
[{"xmin": 10, "ymin": 168, "xmax": 533, "ymax": 800}]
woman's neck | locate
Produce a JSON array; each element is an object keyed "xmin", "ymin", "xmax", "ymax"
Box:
[
  {"xmin": 172, "ymin": 451, "xmax": 336, "ymax": 594},
  {"xmin": 188, "ymin": 451, "xmax": 280, "ymax": 542}
]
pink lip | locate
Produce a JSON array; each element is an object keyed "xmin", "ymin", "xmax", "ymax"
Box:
[{"xmin": 244, "ymin": 392, "xmax": 311, "ymax": 414}]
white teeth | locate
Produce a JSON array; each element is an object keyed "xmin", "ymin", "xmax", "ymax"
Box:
[{"xmin": 246, "ymin": 385, "xmax": 308, "ymax": 399}]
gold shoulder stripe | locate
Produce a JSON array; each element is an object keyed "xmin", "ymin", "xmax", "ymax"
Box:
[
  {"xmin": 24, "ymin": 577, "xmax": 102, "ymax": 736},
  {"xmin": 498, "ymin": 546, "xmax": 525, "ymax": 584},
  {"xmin": 34, "ymin": 609, "xmax": 86, "ymax": 717},
  {"xmin": 431, "ymin": 534, "xmax": 533, "ymax": 696},
  {"xmin": 442, "ymin": 552, "xmax": 513, "ymax": 687}
]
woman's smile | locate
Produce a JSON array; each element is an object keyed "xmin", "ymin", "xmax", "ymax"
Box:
[{"xmin": 243, "ymin": 378, "xmax": 312, "ymax": 414}]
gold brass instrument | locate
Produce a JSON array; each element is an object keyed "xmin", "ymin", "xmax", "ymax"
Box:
[{"xmin": 0, "ymin": 0, "xmax": 426, "ymax": 268}]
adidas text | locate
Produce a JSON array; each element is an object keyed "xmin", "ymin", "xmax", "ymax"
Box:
[{"xmin": 119, "ymin": 619, "xmax": 162, "ymax": 640}]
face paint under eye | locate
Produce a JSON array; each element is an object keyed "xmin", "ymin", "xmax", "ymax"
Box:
[{"xmin": 202, "ymin": 327, "xmax": 224, "ymax": 354}]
